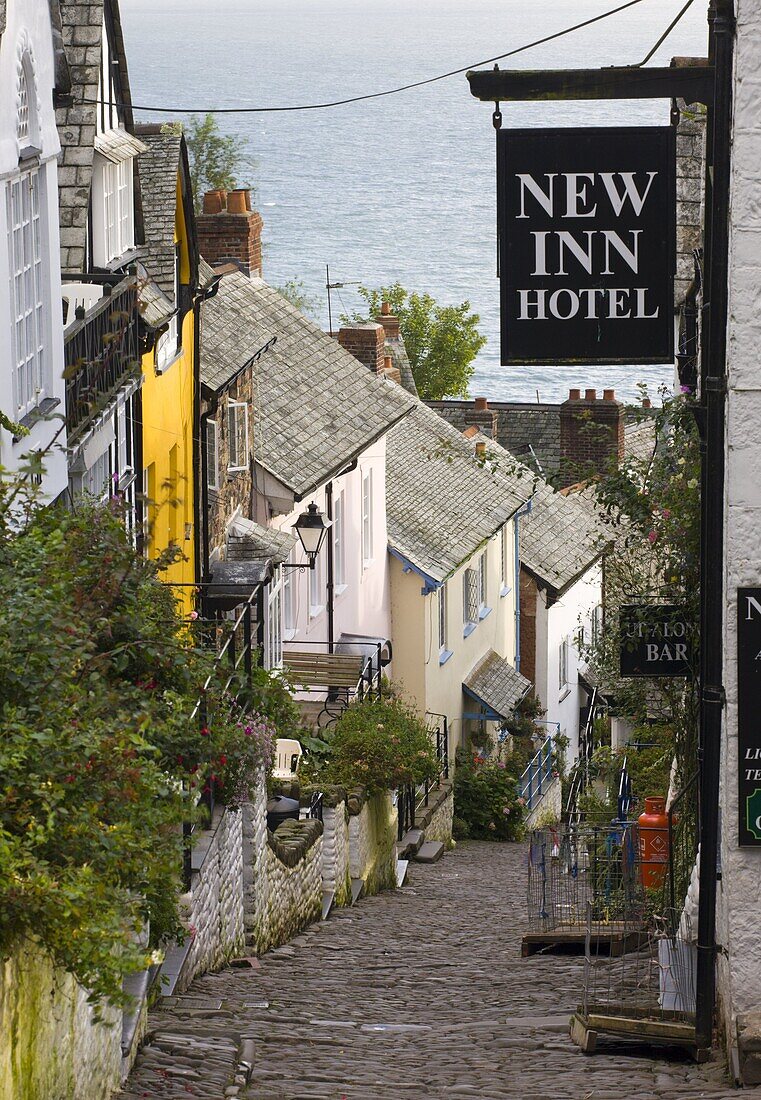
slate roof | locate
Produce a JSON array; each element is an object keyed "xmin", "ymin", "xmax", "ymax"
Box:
[
  {"xmin": 384, "ymin": 336, "xmax": 418, "ymax": 398},
  {"xmin": 466, "ymin": 432, "xmax": 609, "ymax": 595},
  {"xmin": 227, "ymin": 518, "xmax": 295, "ymax": 566},
  {"xmin": 463, "ymin": 650, "xmax": 532, "ymax": 718},
  {"xmin": 386, "ymin": 401, "xmax": 531, "ymax": 583},
  {"xmin": 624, "ymin": 418, "xmax": 657, "ymax": 467},
  {"xmin": 136, "ymin": 128, "xmax": 182, "ymax": 299},
  {"xmin": 199, "ymin": 263, "xmax": 415, "ymax": 498},
  {"xmin": 56, "ymin": 0, "xmax": 138, "ymax": 273}
]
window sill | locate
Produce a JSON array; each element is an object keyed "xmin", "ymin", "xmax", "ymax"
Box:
[
  {"xmin": 13, "ymin": 397, "xmax": 61, "ymax": 442},
  {"xmin": 362, "ymin": 559, "xmax": 374, "ymax": 571},
  {"xmin": 439, "ymin": 648, "xmax": 454, "ymax": 666},
  {"xmin": 334, "ymin": 583, "xmax": 348, "ymax": 597},
  {"xmin": 227, "ymin": 467, "xmax": 247, "ymax": 475},
  {"xmin": 155, "ymin": 348, "xmax": 182, "ymax": 375},
  {"xmin": 283, "ymin": 628, "xmax": 297, "ymax": 642},
  {"xmin": 500, "ymin": 585, "xmax": 512, "ymax": 598},
  {"xmin": 309, "ymin": 605, "xmax": 325, "ymax": 620},
  {"xmin": 559, "ymin": 686, "xmax": 572, "ymax": 702},
  {"xmin": 463, "ymin": 622, "xmax": 477, "ymax": 638},
  {"xmin": 478, "ymin": 605, "xmax": 492, "ymax": 620}
]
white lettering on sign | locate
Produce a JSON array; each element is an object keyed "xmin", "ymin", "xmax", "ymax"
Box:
[
  {"xmin": 746, "ymin": 596, "xmax": 761, "ymax": 620},
  {"xmin": 646, "ymin": 642, "xmax": 688, "ymax": 663},
  {"xmin": 746, "ymin": 770, "xmax": 761, "ymax": 782},
  {"xmin": 517, "ymin": 287, "xmax": 659, "ymax": 322},
  {"xmin": 515, "ymin": 172, "xmax": 658, "ymax": 220},
  {"xmin": 745, "ymin": 748, "xmax": 761, "ymax": 760}
]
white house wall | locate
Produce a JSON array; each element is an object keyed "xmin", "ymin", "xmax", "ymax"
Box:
[
  {"xmin": 717, "ymin": 0, "xmax": 761, "ymax": 1066},
  {"xmin": 0, "ymin": 0, "xmax": 67, "ymax": 500},
  {"xmin": 535, "ymin": 562, "xmax": 602, "ymax": 764}
]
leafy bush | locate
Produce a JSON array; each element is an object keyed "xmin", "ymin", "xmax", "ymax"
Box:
[
  {"xmin": 316, "ymin": 696, "xmax": 439, "ymax": 795},
  {"xmin": 0, "ymin": 492, "xmax": 285, "ymax": 1005},
  {"xmin": 453, "ymin": 752, "xmax": 525, "ymax": 840}
]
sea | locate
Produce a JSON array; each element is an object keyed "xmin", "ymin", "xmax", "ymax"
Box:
[{"xmin": 120, "ymin": 0, "xmax": 708, "ymax": 404}]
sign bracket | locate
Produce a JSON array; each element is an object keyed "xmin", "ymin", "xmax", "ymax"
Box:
[{"xmin": 467, "ymin": 64, "xmax": 714, "ymax": 105}]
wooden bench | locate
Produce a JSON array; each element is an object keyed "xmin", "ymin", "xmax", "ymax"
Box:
[{"xmin": 282, "ymin": 651, "xmax": 368, "ymax": 691}]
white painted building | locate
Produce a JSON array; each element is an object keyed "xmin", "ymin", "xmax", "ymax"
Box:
[{"xmin": 0, "ymin": 0, "xmax": 68, "ymax": 500}]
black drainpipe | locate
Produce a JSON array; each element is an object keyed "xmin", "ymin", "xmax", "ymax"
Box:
[{"xmin": 695, "ymin": 0, "xmax": 734, "ymax": 1055}]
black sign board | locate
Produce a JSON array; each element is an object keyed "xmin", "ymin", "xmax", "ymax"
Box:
[
  {"xmin": 497, "ymin": 126, "xmax": 675, "ymax": 366},
  {"xmin": 619, "ymin": 604, "xmax": 692, "ymax": 678},
  {"xmin": 737, "ymin": 589, "xmax": 761, "ymax": 846}
]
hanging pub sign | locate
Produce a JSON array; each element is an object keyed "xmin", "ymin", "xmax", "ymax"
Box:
[
  {"xmin": 737, "ymin": 589, "xmax": 761, "ymax": 846},
  {"xmin": 619, "ymin": 604, "xmax": 693, "ymax": 678},
  {"xmin": 497, "ymin": 126, "xmax": 676, "ymax": 366}
]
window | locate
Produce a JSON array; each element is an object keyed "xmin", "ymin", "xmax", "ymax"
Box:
[
  {"xmin": 168, "ymin": 445, "xmax": 178, "ymax": 544},
  {"xmin": 591, "ymin": 604, "xmax": 603, "ymax": 647},
  {"xmin": 84, "ymin": 449, "xmax": 111, "ymax": 500},
  {"xmin": 333, "ymin": 489, "xmax": 346, "ymax": 588},
  {"xmin": 309, "ymin": 550, "xmax": 323, "ymax": 617},
  {"xmin": 361, "ymin": 468, "xmax": 373, "ymax": 566},
  {"xmin": 92, "ymin": 153, "xmax": 135, "ymax": 265},
  {"xmin": 283, "ymin": 554, "xmax": 295, "ymax": 635},
  {"xmin": 438, "ymin": 584, "xmax": 447, "ymax": 653},
  {"xmin": 501, "ymin": 524, "xmax": 511, "ymax": 595},
  {"xmin": 143, "ymin": 463, "xmax": 156, "ymax": 552},
  {"xmin": 206, "ymin": 420, "xmax": 219, "ymax": 490},
  {"xmin": 155, "ymin": 248, "xmax": 181, "ymax": 370},
  {"xmin": 227, "ymin": 402, "xmax": 248, "ymax": 471},
  {"xmin": 559, "ymin": 637, "xmax": 569, "ymax": 690},
  {"xmin": 463, "ymin": 568, "xmax": 479, "ymax": 634},
  {"xmin": 8, "ymin": 167, "xmax": 47, "ymax": 417},
  {"xmin": 478, "ymin": 552, "xmax": 487, "ymax": 609},
  {"xmin": 266, "ymin": 567, "xmax": 283, "ymax": 669}
]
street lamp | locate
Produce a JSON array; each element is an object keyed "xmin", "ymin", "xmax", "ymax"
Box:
[{"xmin": 285, "ymin": 502, "xmax": 332, "ymax": 571}]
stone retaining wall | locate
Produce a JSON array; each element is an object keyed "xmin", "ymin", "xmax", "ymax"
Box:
[
  {"xmin": 0, "ymin": 941, "xmax": 122, "ymax": 1100},
  {"xmin": 417, "ymin": 781, "xmax": 454, "ymax": 845},
  {"xmin": 524, "ymin": 777, "xmax": 563, "ymax": 831},
  {"xmin": 322, "ymin": 800, "xmax": 351, "ymax": 907},
  {"xmin": 348, "ymin": 790, "xmax": 398, "ymax": 896},
  {"xmin": 180, "ymin": 805, "xmax": 246, "ymax": 990}
]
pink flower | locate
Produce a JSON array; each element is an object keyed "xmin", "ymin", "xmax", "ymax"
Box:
[
  {"xmin": 648, "ymin": 530, "xmax": 658, "ymax": 544},
  {"xmin": 497, "ymin": 761, "xmax": 506, "ymax": 769},
  {"xmin": 662, "ymin": 509, "xmax": 671, "ymax": 520},
  {"xmin": 189, "ymin": 610, "xmax": 199, "ymax": 621}
]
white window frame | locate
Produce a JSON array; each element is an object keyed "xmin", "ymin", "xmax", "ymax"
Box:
[
  {"xmin": 227, "ymin": 401, "xmax": 248, "ymax": 472},
  {"xmin": 266, "ymin": 567, "xmax": 283, "ymax": 670},
  {"xmin": 333, "ymin": 489, "xmax": 346, "ymax": 590},
  {"xmin": 463, "ymin": 567, "xmax": 479, "ymax": 634},
  {"xmin": 438, "ymin": 584, "xmax": 448, "ymax": 655},
  {"xmin": 283, "ymin": 553, "xmax": 295, "ymax": 638},
  {"xmin": 361, "ymin": 468, "xmax": 373, "ymax": 567},
  {"xmin": 478, "ymin": 551, "xmax": 488, "ymax": 611},
  {"xmin": 559, "ymin": 637, "xmax": 569, "ymax": 690},
  {"xmin": 309, "ymin": 549, "xmax": 324, "ymax": 618},
  {"xmin": 92, "ymin": 153, "xmax": 135, "ymax": 266},
  {"xmin": 591, "ymin": 604, "xmax": 603, "ymax": 647},
  {"xmin": 206, "ymin": 420, "xmax": 219, "ymax": 490},
  {"xmin": 501, "ymin": 524, "xmax": 512, "ymax": 595},
  {"xmin": 7, "ymin": 166, "xmax": 49, "ymax": 418}
]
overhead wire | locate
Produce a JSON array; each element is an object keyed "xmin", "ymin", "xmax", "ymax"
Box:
[
  {"xmin": 636, "ymin": 0, "xmax": 697, "ymax": 66},
  {"xmin": 79, "ymin": 0, "xmax": 681, "ymax": 117}
]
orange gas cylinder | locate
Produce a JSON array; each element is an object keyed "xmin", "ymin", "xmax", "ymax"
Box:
[{"xmin": 638, "ymin": 796, "xmax": 670, "ymax": 888}]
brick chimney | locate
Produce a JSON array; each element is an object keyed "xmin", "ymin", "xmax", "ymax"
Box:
[
  {"xmin": 559, "ymin": 387, "xmax": 625, "ymax": 487},
  {"xmin": 197, "ymin": 188, "xmax": 263, "ymax": 277},
  {"xmin": 467, "ymin": 396, "xmax": 497, "ymax": 439},
  {"xmin": 337, "ymin": 323, "xmax": 386, "ymax": 374},
  {"xmin": 375, "ymin": 300, "xmax": 400, "ymax": 339}
]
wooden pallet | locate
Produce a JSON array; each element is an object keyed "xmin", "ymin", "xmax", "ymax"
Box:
[
  {"xmin": 521, "ymin": 922, "xmax": 645, "ymax": 958},
  {"xmin": 569, "ymin": 1008, "xmax": 708, "ymax": 1061}
]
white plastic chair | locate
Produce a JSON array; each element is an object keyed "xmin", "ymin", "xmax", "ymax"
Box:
[
  {"xmin": 62, "ymin": 282, "xmax": 104, "ymax": 326},
  {"xmin": 272, "ymin": 738, "xmax": 302, "ymax": 780}
]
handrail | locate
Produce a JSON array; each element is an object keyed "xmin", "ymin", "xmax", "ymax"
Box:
[{"xmin": 519, "ymin": 735, "xmax": 554, "ymax": 812}]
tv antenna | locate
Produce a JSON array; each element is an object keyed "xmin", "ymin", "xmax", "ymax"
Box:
[{"xmin": 326, "ymin": 264, "xmax": 361, "ymax": 335}]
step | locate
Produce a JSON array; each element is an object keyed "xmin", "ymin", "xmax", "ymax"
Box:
[
  {"xmin": 350, "ymin": 877, "xmax": 365, "ymax": 905},
  {"xmin": 397, "ymin": 827, "xmax": 425, "ymax": 859},
  {"xmin": 413, "ymin": 840, "xmax": 445, "ymax": 864},
  {"xmin": 396, "ymin": 859, "xmax": 409, "ymax": 887}
]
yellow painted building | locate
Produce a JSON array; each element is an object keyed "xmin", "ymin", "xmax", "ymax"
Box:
[{"xmin": 136, "ymin": 126, "xmax": 199, "ymax": 614}]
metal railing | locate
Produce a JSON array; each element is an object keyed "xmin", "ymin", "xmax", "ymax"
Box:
[
  {"xmin": 64, "ymin": 276, "xmax": 140, "ymax": 441},
  {"xmin": 397, "ymin": 712, "xmax": 450, "ymax": 842},
  {"xmin": 519, "ymin": 735, "xmax": 554, "ymax": 812},
  {"xmin": 281, "ymin": 638, "xmax": 383, "ymax": 729}
]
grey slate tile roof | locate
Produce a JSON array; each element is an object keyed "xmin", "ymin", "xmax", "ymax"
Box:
[
  {"xmin": 384, "ymin": 336, "xmax": 418, "ymax": 398},
  {"xmin": 56, "ymin": 0, "xmax": 137, "ymax": 273},
  {"xmin": 199, "ymin": 263, "xmax": 415, "ymax": 498},
  {"xmin": 463, "ymin": 650, "xmax": 532, "ymax": 718},
  {"xmin": 385, "ymin": 401, "xmax": 531, "ymax": 583},
  {"xmin": 227, "ymin": 518, "xmax": 295, "ymax": 566},
  {"xmin": 624, "ymin": 418, "xmax": 657, "ymax": 467},
  {"xmin": 135, "ymin": 128, "xmax": 182, "ymax": 300},
  {"xmin": 468, "ymin": 432, "xmax": 609, "ymax": 595}
]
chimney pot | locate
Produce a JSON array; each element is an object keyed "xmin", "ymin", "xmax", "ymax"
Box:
[
  {"xmin": 381, "ymin": 301, "xmax": 390, "ymax": 316},
  {"xmin": 202, "ymin": 190, "xmax": 224, "ymax": 215},
  {"xmin": 569, "ymin": 388, "xmax": 581, "ymax": 401},
  {"xmin": 383, "ymin": 355, "xmax": 393, "ymax": 372},
  {"xmin": 585, "ymin": 388, "xmax": 597, "ymax": 401},
  {"xmin": 603, "ymin": 388, "xmax": 615, "ymax": 402},
  {"xmin": 474, "ymin": 396, "xmax": 489, "ymax": 411},
  {"xmin": 226, "ymin": 188, "xmax": 251, "ymax": 213},
  {"xmin": 642, "ymin": 397, "xmax": 652, "ymax": 408},
  {"xmin": 475, "ymin": 441, "xmax": 487, "ymax": 459}
]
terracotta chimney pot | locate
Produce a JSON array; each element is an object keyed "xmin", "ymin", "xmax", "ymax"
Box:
[
  {"xmin": 227, "ymin": 188, "xmax": 251, "ymax": 214},
  {"xmin": 381, "ymin": 301, "xmax": 391, "ymax": 316},
  {"xmin": 474, "ymin": 396, "xmax": 489, "ymax": 411},
  {"xmin": 202, "ymin": 190, "xmax": 224, "ymax": 215},
  {"xmin": 383, "ymin": 355, "xmax": 394, "ymax": 372},
  {"xmin": 603, "ymin": 388, "xmax": 616, "ymax": 401},
  {"xmin": 475, "ymin": 441, "xmax": 487, "ymax": 459},
  {"xmin": 585, "ymin": 388, "xmax": 597, "ymax": 401},
  {"xmin": 569, "ymin": 388, "xmax": 581, "ymax": 401},
  {"xmin": 642, "ymin": 397, "xmax": 652, "ymax": 408}
]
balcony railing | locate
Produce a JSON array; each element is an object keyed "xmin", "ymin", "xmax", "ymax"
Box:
[{"xmin": 63, "ymin": 276, "xmax": 140, "ymax": 441}]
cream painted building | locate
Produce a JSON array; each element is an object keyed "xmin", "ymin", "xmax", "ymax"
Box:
[{"xmin": 386, "ymin": 400, "xmax": 532, "ymax": 753}]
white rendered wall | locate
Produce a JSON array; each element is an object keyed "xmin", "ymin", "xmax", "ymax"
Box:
[
  {"xmin": 717, "ymin": 0, "xmax": 761, "ymax": 1064},
  {"xmin": 0, "ymin": 0, "xmax": 67, "ymax": 500}
]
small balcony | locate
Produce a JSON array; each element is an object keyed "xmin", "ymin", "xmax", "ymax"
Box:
[{"xmin": 63, "ymin": 275, "xmax": 140, "ymax": 441}]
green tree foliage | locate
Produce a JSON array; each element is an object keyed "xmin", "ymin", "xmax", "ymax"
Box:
[
  {"xmin": 347, "ymin": 283, "xmax": 486, "ymax": 400},
  {"xmin": 0, "ymin": 483, "xmax": 295, "ymax": 1005},
  {"xmin": 276, "ymin": 278, "xmax": 321, "ymax": 320},
  {"xmin": 185, "ymin": 113, "xmax": 246, "ymax": 213}
]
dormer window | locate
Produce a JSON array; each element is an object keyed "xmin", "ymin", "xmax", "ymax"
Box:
[{"xmin": 92, "ymin": 152, "xmax": 135, "ymax": 266}]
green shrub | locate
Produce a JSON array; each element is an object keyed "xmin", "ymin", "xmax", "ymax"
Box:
[
  {"xmin": 319, "ymin": 696, "xmax": 438, "ymax": 796},
  {"xmin": 452, "ymin": 815, "xmax": 470, "ymax": 840},
  {"xmin": 453, "ymin": 753, "xmax": 525, "ymax": 840}
]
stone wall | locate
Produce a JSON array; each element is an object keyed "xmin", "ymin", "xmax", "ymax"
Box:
[
  {"xmin": 180, "ymin": 806, "xmax": 246, "ymax": 990},
  {"xmin": 0, "ymin": 941, "xmax": 122, "ymax": 1100},
  {"xmin": 420, "ymin": 782, "xmax": 454, "ymax": 845},
  {"xmin": 322, "ymin": 799, "xmax": 352, "ymax": 907},
  {"xmin": 524, "ymin": 776, "xmax": 563, "ymax": 831},
  {"xmin": 348, "ymin": 790, "xmax": 398, "ymax": 896}
]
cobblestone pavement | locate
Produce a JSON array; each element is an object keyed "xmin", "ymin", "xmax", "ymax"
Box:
[{"xmin": 122, "ymin": 841, "xmax": 738, "ymax": 1100}]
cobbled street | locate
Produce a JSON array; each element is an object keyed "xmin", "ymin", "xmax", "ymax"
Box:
[{"xmin": 122, "ymin": 842, "xmax": 738, "ymax": 1100}]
